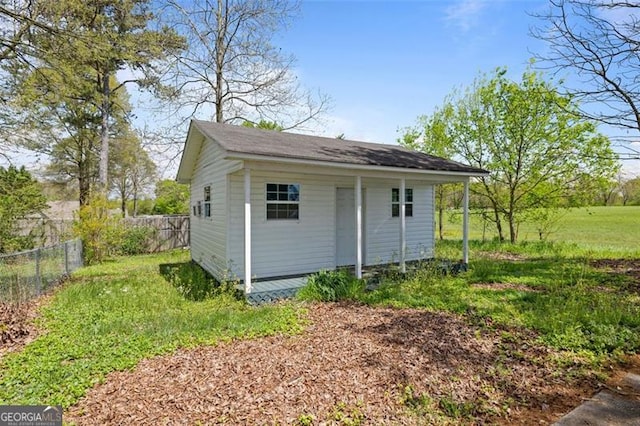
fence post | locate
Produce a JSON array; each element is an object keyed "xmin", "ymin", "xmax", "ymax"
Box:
[
  {"xmin": 64, "ymin": 240, "xmax": 69, "ymax": 275},
  {"xmin": 77, "ymin": 238, "xmax": 83, "ymax": 268},
  {"xmin": 35, "ymin": 248, "xmax": 41, "ymax": 296}
]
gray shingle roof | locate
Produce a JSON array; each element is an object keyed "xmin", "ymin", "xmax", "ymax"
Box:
[{"xmin": 191, "ymin": 120, "xmax": 488, "ymax": 175}]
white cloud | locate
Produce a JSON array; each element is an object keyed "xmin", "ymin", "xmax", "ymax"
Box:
[{"xmin": 444, "ymin": 0, "xmax": 487, "ymax": 32}]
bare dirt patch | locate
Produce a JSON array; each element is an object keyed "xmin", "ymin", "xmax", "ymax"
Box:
[
  {"xmin": 479, "ymin": 251, "xmax": 528, "ymax": 262},
  {"xmin": 67, "ymin": 303, "xmax": 597, "ymax": 425},
  {"xmin": 472, "ymin": 283, "xmax": 541, "ymax": 292}
]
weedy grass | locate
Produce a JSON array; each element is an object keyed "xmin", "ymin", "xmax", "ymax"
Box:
[
  {"xmin": 361, "ymin": 240, "xmax": 640, "ymax": 362},
  {"xmin": 297, "ymin": 269, "xmax": 365, "ymax": 302},
  {"xmin": 0, "ymin": 250, "xmax": 304, "ymax": 408}
]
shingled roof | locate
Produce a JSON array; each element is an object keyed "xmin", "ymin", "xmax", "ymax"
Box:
[{"xmin": 182, "ymin": 120, "xmax": 489, "ymax": 176}]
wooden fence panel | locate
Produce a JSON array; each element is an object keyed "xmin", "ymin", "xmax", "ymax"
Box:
[
  {"xmin": 123, "ymin": 215, "xmax": 190, "ymax": 252},
  {"xmin": 18, "ymin": 215, "xmax": 190, "ymax": 253}
]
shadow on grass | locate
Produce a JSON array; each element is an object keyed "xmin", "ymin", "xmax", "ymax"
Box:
[
  {"xmin": 159, "ymin": 262, "xmax": 243, "ymax": 301},
  {"xmin": 159, "ymin": 262, "xmax": 189, "ymax": 282}
]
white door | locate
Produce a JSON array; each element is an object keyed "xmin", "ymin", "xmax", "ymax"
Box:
[{"xmin": 336, "ymin": 188, "xmax": 356, "ymax": 266}]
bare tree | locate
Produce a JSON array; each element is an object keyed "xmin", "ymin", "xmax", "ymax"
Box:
[
  {"xmin": 532, "ymin": 0, "xmax": 640, "ymax": 157},
  {"xmin": 163, "ymin": 0, "xmax": 329, "ymax": 129}
]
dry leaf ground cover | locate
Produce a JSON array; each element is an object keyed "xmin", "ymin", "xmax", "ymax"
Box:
[{"xmin": 67, "ymin": 303, "xmax": 598, "ymax": 425}]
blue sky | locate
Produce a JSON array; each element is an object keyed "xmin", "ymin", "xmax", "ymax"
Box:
[
  {"xmin": 7, "ymin": 0, "xmax": 638, "ymax": 177},
  {"xmin": 272, "ymin": 0, "xmax": 639, "ymax": 175},
  {"xmin": 280, "ymin": 0, "xmax": 547, "ymax": 143}
]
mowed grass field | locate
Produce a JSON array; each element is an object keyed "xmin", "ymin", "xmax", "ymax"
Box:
[{"xmin": 440, "ymin": 206, "xmax": 640, "ymax": 253}]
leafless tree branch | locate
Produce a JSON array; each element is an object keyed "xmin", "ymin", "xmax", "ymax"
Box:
[
  {"xmin": 161, "ymin": 0, "xmax": 330, "ymax": 131},
  {"xmin": 531, "ymin": 0, "xmax": 640, "ymax": 143}
]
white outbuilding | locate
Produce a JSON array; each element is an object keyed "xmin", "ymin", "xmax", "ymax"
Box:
[{"xmin": 176, "ymin": 120, "xmax": 489, "ymax": 301}]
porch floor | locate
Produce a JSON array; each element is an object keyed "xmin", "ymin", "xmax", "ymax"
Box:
[{"xmin": 237, "ymin": 276, "xmax": 308, "ymax": 304}]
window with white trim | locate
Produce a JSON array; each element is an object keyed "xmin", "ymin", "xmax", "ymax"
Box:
[
  {"xmin": 392, "ymin": 188, "xmax": 413, "ymax": 217},
  {"xmin": 266, "ymin": 183, "xmax": 300, "ymax": 220},
  {"xmin": 204, "ymin": 185, "xmax": 211, "ymax": 218}
]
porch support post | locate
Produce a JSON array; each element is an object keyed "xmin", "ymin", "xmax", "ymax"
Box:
[
  {"xmin": 463, "ymin": 178, "xmax": 470, "ymax": 264},
  {"xmin": 244, "ymin": 167, "xmax": 252, "ymax": 294},
  {"xmin": 355, "ymin": 175, "xmax": 363, "ymax": 279},
  {"xmin": 400, "ymin": 177, "xmax": 406, "ymax": 273}
]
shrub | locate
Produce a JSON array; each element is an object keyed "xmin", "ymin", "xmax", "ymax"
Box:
[
  {"xmin": 74, "ymin": 196, "xmax": 162, "ymax": 262},
  {"xmin": 297, "ymin": 269, "xmax": 364, "ymax": 302},
  {"xmin": 72, "ymin": 196, "xmax": 123, "ymax": 264},
  {"xmin": 118, "ymin": 226, "xmax": 156, "ymax": 255}
]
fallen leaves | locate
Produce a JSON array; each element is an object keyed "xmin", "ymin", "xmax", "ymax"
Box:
[
  {"xmin": 0, "ymin": 298, "xmax": 44, "ymax": 358},
  {"xmin": 66, "ymin": 303, "xmax": 597, "ymax": 425}
]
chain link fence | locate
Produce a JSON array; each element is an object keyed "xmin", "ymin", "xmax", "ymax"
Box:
[{"xmin": 0, "ymin": 239, "xmax": 83, "ymax": 303}]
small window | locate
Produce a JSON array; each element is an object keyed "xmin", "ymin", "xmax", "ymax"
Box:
[
  {"xmin": 392, "ymin": 188, "xmax": 413, "ymax": 217},
  {"xmin": 266, "ymin": 183, "xmax": 300, "ymax": 220},
  {"xmin": 197, "ymin": 200, "xmax": 202, "ymax": 217},
  {"xmin": 204, "ymin": 186, "xmax": 211, "ymax": 218}
]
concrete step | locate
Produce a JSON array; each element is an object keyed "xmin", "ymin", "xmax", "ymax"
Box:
[{"xmin": 554, "ymin": 373, "xmax": 640, "ymax": 425}]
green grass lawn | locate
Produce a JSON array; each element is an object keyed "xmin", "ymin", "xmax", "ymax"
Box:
[
  {"xmin": 2, "ymin": 206, "xmax": 639, "ymax": 410},
  {"xmin": 440, "ymin": 206, "xmax": 640, "ymax": 253},
  {"xmin": 0, "ymin": 250, "xmax": 304, "ymax": 408}
]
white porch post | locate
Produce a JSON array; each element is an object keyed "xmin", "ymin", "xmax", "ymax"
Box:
[
  {"xmin": 400, "ymin": 178, "xmax": 406, "ymax": 273},
  {"xmin": 355, "ymin": 175, "xmax": 363, "ymax": 279},
  {"xmin": 463, "ymin": 179, "xmax": 470, "ymax": 264},
  {"xmin": 244, "ymin": 167, "xmax": 252, "ymax": 294}
]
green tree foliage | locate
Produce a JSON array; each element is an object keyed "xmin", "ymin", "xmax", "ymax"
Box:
[
  {"xmin": 28, "ymin": 78, "xmax": 134, "ymax": 206},
  {"xmin": 153, "ymin": 180, "xmax": 189, "ymax": 215},
  {"xmin": 4, "ymin": 0, "xmax": 184, "ymax": 192},
  {"xmin": 110, "ymin": 130, "xmax": 157, "ymax": 217},
  {"xmin": 400, "ymin": 109, "xmax": 463, "ymax": 240},
  {"xmin": 409, "ymin": 68, "xmax": 618, "ymax": 243},
  {"xmin": 621, "ymin": 176, "xmax": 640, "ymax": 206},
  {"xmin": 72, "ymin": 195, "xmax": 121, "ymax": 264},
  {"xmin": 0, "ymin": 166, "xmax": 48, "ymax": 253},
  {"xmin": 241, "ymin": 120, "xmax": 284, "ymax": 131}
]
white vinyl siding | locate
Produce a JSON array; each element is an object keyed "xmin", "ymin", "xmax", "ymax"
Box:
[
  {"xmin": 365, "ymin": 182, "xmax": 434, "ymax": 265},
  {"xmin": 189, "ymin": 137, "xmax": 240, "ymax": 280},
  {"xmin": 228, "ymin": 172, "xmax": 355, "ymax": 280},
  {"xmin": 226, "ymin": 172, "xmax": 435, "ymax": 280}
]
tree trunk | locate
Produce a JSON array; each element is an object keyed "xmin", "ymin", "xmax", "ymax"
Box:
[
  {"xmin": 490, "ymin": 201, "xmax": 504, "ymax": 241},
  {"xmin": 215, "ymin": 0, "xmax": 225, "ymax": 123},
  {"xmin": 98, "ymin": 71, "xmax": 111, "ymax": 192},
  {"xmin": 132, "ymin": 182, "xmax": 139, "ymax": 217},
  {"xmin": 78, "ymin": 173, "xmax": 91, "ymax": 206},
  {"xmin": 508, "ymin": 213, "xmax": 517, "ymax": 243},
  {"xmin": 438, "ymin": 206, "xmax": 444, "ymax": 240}
]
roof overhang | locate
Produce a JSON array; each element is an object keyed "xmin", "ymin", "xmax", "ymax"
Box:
[
  {"xmin": 225, "ymin": 152, "xmax": 489, "ymax": 182},
  {"xmin": 176, "ymin": 121, "xmax": 208, "ymax": 183}
]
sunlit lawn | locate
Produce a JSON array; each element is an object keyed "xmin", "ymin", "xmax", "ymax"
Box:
[
  {"xmin": 440, "ymin": 206, "xmax": 640, "ymax": 254},
  {"xmin": 0, "ymin": 250, "xmax": 304, "ymax": 408}
]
